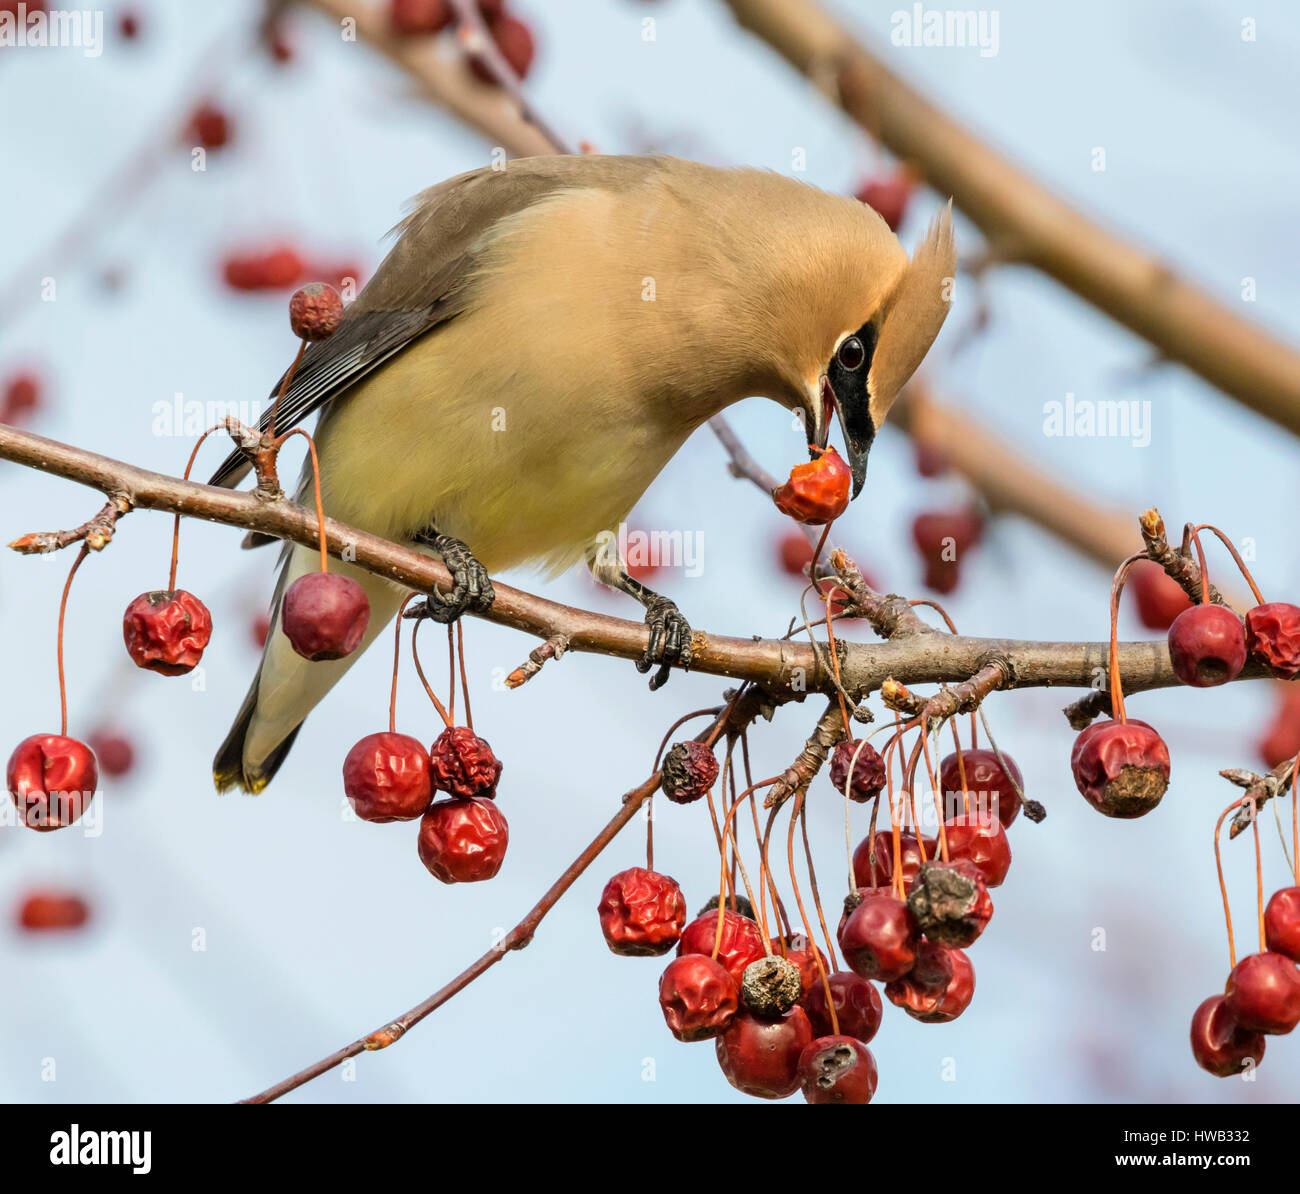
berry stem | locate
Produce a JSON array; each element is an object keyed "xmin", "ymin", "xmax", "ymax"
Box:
[
  {"xmin": 410, "ymin": 617, "xmax": 453, "ymax": 728},
  {"xmin": 1192, "ymin": 524, "xmax": 1264, "ymax": 605},
  {"xmin": 446, "ymin": 624, "xmax": 456, "ymax": 726},
  {"xmin": 949, "ymin": 721, "xmax": 972, "ymax": 818},
  {"xmin": 391, "ymin": 594, "xmax": 421, "ymax": 734},
  {"xmin": 279, "ymin": 428, "xmax": 328, "ymax": 574},
  {"xmin": 1292, "ymin": 752, "xmax": 1299, "ymax": 888},
  {"xmin": 1213, "ymin": 799, "xmax": 1242, "ymax": 969},
  {"xmin": 1107, "ymin": 554, "xmax": 1147, "ymax": 723},
  {"xmin": 787, "ymin": 792, "xmax": 839, "ymax": 1036},
  {"xmin": 455, "ymin": 619, "xmax": 472, "ymax": 730},
  {"xmin": 1251, "ymin": 797, "xmax": 1265, "ymax": 953},
  {"xmin": 169, "ymin": 423, "xmax": 223, "ymax": 591},
  {"xmin": 799, "ymin": 799, "xmax": 840, "ymax": 971},
  {"xmin": 267, "ymin": 338, "xmax": 306, "ymax": 440},
  {"xmin": 55, "ymin": 544, "xmax": 90, "ymax": 737}
]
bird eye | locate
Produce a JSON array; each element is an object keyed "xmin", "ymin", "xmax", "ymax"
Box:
[{"xmin": 837, "ymin": 336, "xmax": 865, "ymax": 371}]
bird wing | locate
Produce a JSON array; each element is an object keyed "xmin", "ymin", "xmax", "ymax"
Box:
[{"xmin": 209, "ymin": 155, "xmax": 663, "ymax": 489}]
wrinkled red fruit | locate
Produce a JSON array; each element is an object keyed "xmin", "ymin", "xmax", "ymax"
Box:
[
  {"xmin": 838, "ymin": 892, "xmax": 919, "ymax": 982},
  {"xmin": 7, "ymin": 735, "xmax": 98, "ymax": 831},
  {"xmin": 1190, "ymin": 994, "xmax": 1266, "ymax": 1077},
  {"xmin": 1259, "ymin": 684, "xmax": 1300, "ymax": 769},
  {"xmin": 798, "ymin": 1035, "xmax": 878, "ymax": 1104},
  {"xmin": 17, "ymin": 890, "xmax": 91, "ymax": 932},
  {"xmin": 802, "ymin": 970, "xmax": 882, "ymax": 1043},
  {"xmin": 389, "ymin": 0, "xmax": 453, "ymax": 36},
  {"xmin": 428, "ymin": 725, "xmax": 502, "ymax": 798},
  {"xmin": 122, "ymin": 590, "xmax": 212, "ymax": 675},
  {"xmin": 677, "ymin": 909, "xmax": 767, "ymax": 984},
  {"xmin": 186, "ymin": 101, "xmax": 230, "ymax": 150},
  {"xmin": 88, "ymin": 732, "xmax": 135, "ymax": 778},
  {"xmin": 715, "ymin": 1007, "xmax": 813, "ymax": 1100},
  {"xmin": 1070, "ymin": 718, "xmax": 1170, "ymax": 818},
  {"xmin": 343, "ymin": 732, "xmax": 433, "ymax": 822},
  {"xmin": 417, "ymin": 797, "xmax": 508, "ymax": 884},
  {"xmin": 1167, "ymin": 604, "xmax": 1246, "ymax": 687},
  {"xmin": 911, "ymin": 508, "xmax": 983, "ymax": 595},
  {"xmin": 599, "ymin": 868, "xmax": 687, "ymax": 956},
  {"xmin": 939, "ymin": 748, "xmax": 1023, "ymax": 828},
  {"xmin": 1223, "ymin": 952, "xmax": 1300, "ymax": 1035},
  {"xmin": 1, "ymin": 370, "xmax": 42, "ymax": 423},
  {"xmin": 885, "ymin": 942, "xmax": 975, "ymax": 1022},
  {"xmin": 222, "ymin": 244, "xmax": 305, "ymax": 292},
  {"xmin": 855, "ymin": 171, "xmax": 913, "ymax": 232},
  {"xmin": 1245, "ymin": 603, "xmax": 1300, "ymax": 680},
  {"xmin": 772, "ymin": 446, "xmax": 851, "ymax": 525},
  {"xmin": 658, "ymin": 954, "xmax": 739, "ymax": 1042},
  {"xmin": 942, "ymin": 813, "xmax": 1011, "ymax": 888},
  {"xmin": 468, "ymin": 14, "xmax": 536, "ymax": 84},
  {"xmin": 907, "ymin": 860, "xmax": 992, "ymax": 948},
  {"xmin": 281, "ymin": 572, "xmax": 369, "ymax": 661},
  {"xmin": 289, "ymin": 282, "xmax": 344, "ymax": 341},
  {"xmin": 1264, "ymin": 888, "xmax": 1300, "ymax": 962},
  {"xmin": 829, "ymin": 739, "xmax": 886, "ymax": 803},
  {"xmin": 1128, "ymin": 559, "xmax": 1192, "ymax": 631},
  {"xmin": 660, "ymin": 740, "xmax": 718, "ymax": 804},
  {"xmin": 852, "ymin": 830, "xmax": 934, "ymax": 891},
  {"xmin": 770, "ymin": 933, "xmax": 829, "ymax": 997}
]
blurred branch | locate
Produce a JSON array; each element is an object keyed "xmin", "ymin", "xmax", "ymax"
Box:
[{"xmin": 721, "ymin": 0, "xmax": 1300, "ymax": 436}]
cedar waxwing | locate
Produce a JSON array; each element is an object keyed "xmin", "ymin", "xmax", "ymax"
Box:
[{"xmin": 211, "ymin": 155, "xmax": 955, "ymax": 793}]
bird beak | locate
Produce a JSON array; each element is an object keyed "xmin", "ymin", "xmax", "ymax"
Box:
[{"xmin": 819, "ymin": 375, "xmax": 873, "ymax": 499}]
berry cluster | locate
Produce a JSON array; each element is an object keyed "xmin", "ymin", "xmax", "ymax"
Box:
[{"xmin": 388, "ymin": 0, "xmax": 536, "ymax": 85}]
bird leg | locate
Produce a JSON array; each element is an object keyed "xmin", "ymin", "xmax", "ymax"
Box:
[
  {"xmin": 409, "ymin": 530, "xmax": 495, "ymax": 624},
  {"xmin": 609, "ymin": 572, "xmax": 694, "ymax": 691}
]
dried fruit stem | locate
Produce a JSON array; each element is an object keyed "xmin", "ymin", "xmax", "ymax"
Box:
[{"xmin": 56, "ymin": 545, "xmax": 90, "ymax": 737}]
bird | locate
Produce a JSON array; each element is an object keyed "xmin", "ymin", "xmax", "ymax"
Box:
[{"xmin": 210, "ymin": 154, "xmax": 956, "ymax": 794}]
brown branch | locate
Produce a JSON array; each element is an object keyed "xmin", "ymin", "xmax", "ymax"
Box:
[
  {"xmin": 763, "ymin": 699, "xmax": 845, "ymax": 809},
  {"xmin": 721, "ymin": 0, "xmax": 1300, "ymax": 435},
  {"xmin": 1139, "ymin": 508, "xmax": 1230, "ymax": 609},
  {"xmin": 880, "ymin": 655, "xmax": 1012, "ymax": 720}
]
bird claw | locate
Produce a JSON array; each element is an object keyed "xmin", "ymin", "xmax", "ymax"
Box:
[
  {"xmin": 637, "ymin": 595, "xmax": 692, "ymax": 690},
  {"xmin": 409, "ymin": 533, "xmax": 495, "ymax": 625}
]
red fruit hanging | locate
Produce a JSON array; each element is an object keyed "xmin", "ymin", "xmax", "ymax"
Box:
[
  {"xmin": 659, "ymin": 740, "xmax": 718, "ymax": 804},
  {"xmin": 798, "ymin": 1035, "xmax": 878, "ymax": 1104},
  {"xmin": 854, "ymin": 170, "xmax": 913, "ymax": 232},
  {"xmin": 1264, "ymin": 888, "xmax": 1300, "ymax": 962},
  {"xmin": 288, "ymin": 283, "xmax": 344, "ymax": 341},
  {"xmin": 715, "ymin": 1007, "xmax": 813, "ymax": 1100},
  {"xmin": 938, "ymin": 747, "xmax": 1023, "ymax": 827},
  {"xmin": 838, "ymin": 892, "xmax": 919, "ymax": 982},
  {"xmin": 1189, "ymin": 994, "xmax": 1266, "ymax": 1077},
  {"xmin": 802, "ymin": 970, "xmax": 882, "ymax": 1043},
  {"xmin": 1258, "ymin": 685, "xmax": 1300, "ymax": 769},
  {"xmin": 942, "ymin": 813, "xmax": 1012, "ymax": 888},
  {"xmin": 658, "ymin": 954, "xmax": 739, "ymax": 1042},
  {"xmin": 739, "ymin": 955, "xmax": 804, "ymax": 1018},
  {"xmin": 88, "ymin": 731, "xmax": 135, "ymax": 778},
  {"xmin": 343, "ymin": 732, "xmax": 433, "ymax": 822},
  {"xmin": 906, "ymin": 860, "xmax": 992, "ymax": 948},
  {"xmin": 1070, "ymin": 718, "xmax": 1170, "ymax": 819},
  {"xmin": 829, "ymin": 739, "xmax": 886, "ymax": 803},
  {"xmin": 1245, "ymin": 603, "xmax": 1300, "ymax": 680},
  {"xmin": 417, "ymin": 796, "xmax": 509, "ymax": 884},
  {"xmin": 281, "ymin": 572, "xmax": 370, "ymax": 661},
  {"xmin": 676, "ymin": 909, "xmax": 767, "ymax": 984},
  {"xmin": 598, "ymin": 868, "xmax": 687, "ymax": 956},
  {"xmin": 1, "ymin": 370, "xmax": 42, "ymax": 423},
  {"xmin": 7, "ymin": 734, "xmax": 98, "ymax": 831},
  {"xmin": 885, "ymin": 942, "xmax": 975, "ymax": 1022},
  {"xmin": 1223, "ymin": 952, "xmax": 1300, "ymax": 1035},
  {"xmin": 772, "ymin": 446, "xmax": 851, "ymax": 525},
  {"xmin": 468, "ymin": 14, "xmax": 536, "ymax": 84},
  {"xmin": 428, "ymin": 724, "xmax": 502, "ymax": 797},
  {"xmin": 186, "ymin": 101, "xmax": 230, "ymax": 150},
  {"xmin": 1128, "ymin": 560, "xmax": 1193, "ymax": 631},
  {"xmin": 911, "ymin": 507, "xmax": 983, "ymax": 594},
  {"xmin": 852, "ymin": 830, "xmax": 933, "ymax": 891},
  {"xmin": 770, "ymin": 933, "xmax": 829, "ymax": 998},
  {"xmin": 777, "ymin": 530, "xmax": 813, "ymax": 577},
  {"xmin": 388, "ymin": 0, "xmax": 453, "ymax": 36},
  {"xmin": 16, "ymin": 890, "xmax": 91, "ymax": 932},
  {"xmin": 1167, "ymin": 604, "xmax": 1246, "ymax": 687},
  {"xmin": 122, "ymin": 590, "xmax": 212, "ymax": 675}
]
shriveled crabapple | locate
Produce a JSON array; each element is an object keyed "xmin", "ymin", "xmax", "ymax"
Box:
[
  {"xmin": 798, "ymin": 1035, "xmax": 878, "ymax": 1104},
  {"xmin": 838, "ymin": 891, "xmax": 919, "ymax": 982},
  {"xmin": 659, "ymin": 740, "xmax": 718, "ymax": 804},
  {"xmin": 1070, "ymin": 718, "xmax": 1169, "ymax": 819},
  {"xmin": 772, "ymin": 446, "xmax": 851, "ymax": 525},
  {"xmin": 288, "ymin": 282, "xmax": 344, "ymax": 341},
  {"xmin": 852, "ymin": 830, "xmax": 934, "ymax": 891},
  {"xmin": 1167, "ymin": 604, "xmax": 1247, "ymax": 687},
  {"xmin": 281, "ymin": 572, "xmax": 370, "ymax": 661},
  {"xmin": 911, "ymin": 507, "xmax": 983, "ymax": 595},
  {"xmin": 1223, "ymin": 952, "xmax": 1300, "ymax": 1035},
  {"xmin": 342, "ymin": 732, "xmax": 433, "ymax": 822},
  {"xmin": 598, "ymin": 868, "xmax": 687, "ymax": 957},
  {"xmin": 801, "ymin": 970, "xmax": 882, "ymax": 1043},
  {"xmin": 829, "ymin": 739, "xmax": 886, "ymax": 803},
  {"xmin": 906, "ymin": 860, "xmax": 992, "ymax": 949},
  {"xmin": 740, "ymin": 955, "xmax": 803, "ymax": 1018},
  {"xmin": 417, "ymin": 797, "xmax": 508, "ymax": 884},
  {"xmin": 658, "ymin": 954, "xmax": 738, "ymax": 1042},
  {"xmin": 429, "ymin": 725, "xmax": 502, "ymax": 798},
  {"xmin": 7, "ymin": 734, "xmax": 98, "ymax": 832},
  {"xmin": 677, "ymin": 909, "xmax": 767, "ymax": 984},
  {"xmin": 1190, "ymin": 995, "xmax": 1265, "ymax": 1077},
  {"xmin": 770, "ymin": 933, "xmax": 829, "ymax": 997},
  {"xmin": 938, "ymin": 747, "xmax": 1023, "ymax": 827},
  {"xmin": 715, "ymin": 1007, "xmax": 813, "ymax": 1100},
  {"xmin": 1245, "ymin": 602, "xmax": 1300, "ymax": 680},
  {"xmin": 885, "ymin": 942, "xmax": 975, "ymax": 1023},
  {"xmin": 122, "ymin": 590, "xmax": 212, "ymax": 675}
]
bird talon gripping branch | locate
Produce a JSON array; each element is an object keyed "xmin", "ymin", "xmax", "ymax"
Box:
[
  {"xmin": 638, "ymin": 594, "xmax": 693, "ymax": 691},
  {"xmin": 409, "ymin": 532, "xmax": 495, "ymax": 624}
]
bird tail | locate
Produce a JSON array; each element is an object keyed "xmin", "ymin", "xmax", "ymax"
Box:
[{"xmin": 213, "ymin": 542, "xmax": 408, "ymax": 793}]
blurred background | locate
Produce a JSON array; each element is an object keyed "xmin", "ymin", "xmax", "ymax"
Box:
[{"xmin": 2, "ymin": 0, "xmax": 1299, "ymax": 1103}]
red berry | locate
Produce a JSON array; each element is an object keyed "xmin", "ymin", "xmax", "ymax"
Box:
[
  {"xmin": 658, "ymin": 954, "xmax": 739, "ymax": 1042},
  {"xmin": 770, "ymin": 933, "xmax": 829, "ymax": 998},
  {"xmin": 2, "ymin": 370, "xmax": 42, "ymax": 422},
  {"xmin": 801, "ymin": 970, "xmax": 882, "ymax": 1043},
  {"xmin": 260, "ymin": 244, "xmax": 306, "ymax": 289},
  {"xmin": 1190, "ymin": 994, "xmax": 1266, "ymax": 1077},
  {"xmin": 885, "ymin": 942, "xmax": 975, "ymax": 1022},
  {"xmin": 911, "ymin": 508, "xmax": 983, "ymax": 594},
  {"xmin": 251, "ymin": 613, "xmax": 271, "ymax": 649},
  {"xmin": 343, "ymin": 732, "xmax": 433, "ymax": 822},
  {"xmin": 1245, "ymin": 603, "xmax": 1300, "ymax": 680},
  {"xmin": 118, "ymin": 10, "xmax": 141, "ymax": 40},
  {"xmin": 938, "ymin": 747, "xmax": 1023, "ymax": 827},
  {"xmin": 659, "ymin": 740, "xmax": 718, "ymax": 804},
  {"xmin": 187, "ymin": 101, "xmax": 230, "ymax": 150},
  {"xmin": 7, "ymin": 734, "xmax": 97, "ymax": 832},
  {"xmin": 1167, "ymin": 604, "xmax": 1246, "ymax": 687},
  {"xmin": 798, "ymin": 1034, "xmax": 878, "ymax": 1104},
  {"xmin": 772, "ymin": 446, "xmax": 851, "ymax": 525},
  {"xmin": 942, "ymin": 813, "xmax": 1011, "ymax": 887},
  {"xmin": 1223, "ymin": 952, "xmax": 1300, "ymax": 1035},
  {"xmin": 913, "ymin": 439, "xmax": 949, "ymax": 478},
  {"xmin": 838, "ymin": 892, "xmax": 919, "ymax": 982},
  {"xmin": 598, "ymin": 868, "xmax": 687, "ymax": 956},
  {"xmin": 907, "ymin": 860, "xmax": 992, "ymax": 948},
  {"xmin": 1070, "ymin": 718, "xmax": 1170, "ymax": 818},
  {"xmin": 852, "ymin": 830, "xmax": 933, "ymax": 891},
  {"xmin": 1264, "ymin": 887, "xmax": 1300, "ymax": 962},
  {"xmin": 288, "ymin": 282, "xmax": 344, "ymax": 341},
  {"xmin": 829, "ymin": 739, "xmax": 886, "ymax": 803},
  {"xmin": 88, "ymin": 731, "xmax": 135, "ymax": 778},
  {"xmin": 1258, "ymin": 685, "xmax": 1300, "ymax": 769},
  {"xmin": 715, "ymin": 1007, "xmax": 813, "ymax": 1100},
  {"xmin": 1128, "ymin": 560, "xmax": 1192, "ymax": 631},
  {"xmin": 677, "ymin": 909, "xmax": 767, "ymax": 984},
  {"xmin": 122, "ymin": 590, "xmax": 212, "ymax": 675},
  {"xmin": 854, "ymin": 171, "xmax": 913, "ymax": 232},
  {"xmin": 777, "ymin": 530, "xmax": 812, "ymax": 577},
  {"xmin": 428, "ymin": 724, "xmax": 502, "ymax": 798},
  {"xmin": 417, "ymin": 797, "xmax": 508, "ymax": 884},
  {"xmin": 389, "ymin": 0, "xmax": 453, "ymax": 36},
  {"xmin": 281, "ymin": 573, "xmax": 369, "ymax": 661},
  {"xmin": 468, "ymin": 14, "xmax": 536, "ymax": 84},
  {"xmin": 17, "ymin": 890, "xmax": 91, "ymax": 932}
]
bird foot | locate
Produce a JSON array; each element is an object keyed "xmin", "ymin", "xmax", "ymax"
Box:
[
  {"xmin": 637, "ymin": 593, "xmax": 693, "ymax": 691},
  {"xmin": 409, "ymin": 533, "xmax": 495, "ymax": 624}
]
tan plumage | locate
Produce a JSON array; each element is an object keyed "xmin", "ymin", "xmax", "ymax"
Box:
[{"xmin": 212, "ymin": 155, "xmax": 955, "ymax": 793}]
